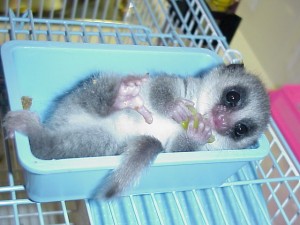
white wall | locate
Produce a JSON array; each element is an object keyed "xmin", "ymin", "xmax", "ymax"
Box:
[{"xmin": 230, "ymin": 0, "xmax": 300, "ymax": 88}]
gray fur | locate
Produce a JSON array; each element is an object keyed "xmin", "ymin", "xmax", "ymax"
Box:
[
  {"xmin": 101, "ymin": 136, "xmax": 162, "ymax": 199},
  {"xmin": 148, "ymin": 74, "xmax": 185, "ymax": 116},
  {"xmin": 3, "ymin": 64, "xmax": 270, "ymax": 198}
]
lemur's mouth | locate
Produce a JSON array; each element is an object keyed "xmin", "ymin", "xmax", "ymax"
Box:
[{"xmin": 211, "ymin": 105, "xmax": 231, "ymax": 134}]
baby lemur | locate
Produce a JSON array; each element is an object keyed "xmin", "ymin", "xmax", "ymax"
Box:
[{"xmin": 3, "ymin": 63, "xmax": 270, "ymax": 199}]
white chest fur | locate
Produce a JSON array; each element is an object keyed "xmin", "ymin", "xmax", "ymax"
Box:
[{"xmin": 66, "ymin": 110, "xmax": 182, "ymax": 149}]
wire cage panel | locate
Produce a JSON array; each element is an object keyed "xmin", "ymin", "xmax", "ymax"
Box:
[
  {"xmin": 0, "ymin": 1, "xmax": 299, "ymax": 225},
  {"xmin": 0, "ymin": 0, "xmax": 228, "ymax": 52},
  {"xmin": 88, "ymin": 163, "xmax": 271, "ymax": 225}
]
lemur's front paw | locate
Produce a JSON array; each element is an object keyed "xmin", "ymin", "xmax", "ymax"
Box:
[
  {"xmin": 113, "ymin": 74, "xmax": 153, "ymax": 124},
  {"xmin": 170, "ymin": 99, "xmax": 195, "ymax": 123},
  {"xmin": 3, "ymin": 110, "xmax": 40, "ymax": 138},
  {"xmin": 186, "ymin": 113, "xmax": 212, "ymax": 144}
]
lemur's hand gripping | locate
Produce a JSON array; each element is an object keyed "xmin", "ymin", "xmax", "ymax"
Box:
[{"xmin": 170, "ymin": 99, "xmax": 215, "ymax": 143}]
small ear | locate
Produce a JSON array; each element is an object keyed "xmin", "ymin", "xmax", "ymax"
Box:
[{"xmin": 226, "ymin": 63, "xmax": 244, "ymax": 70}]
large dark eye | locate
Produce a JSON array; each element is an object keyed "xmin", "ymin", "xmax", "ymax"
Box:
[
  {"xmin": 234, "ymin": 123, "xmax": 248, "ymax": 137},
  {"xmin": 226, "ymin": 90, "xmax": 240, "ymax": 107}
]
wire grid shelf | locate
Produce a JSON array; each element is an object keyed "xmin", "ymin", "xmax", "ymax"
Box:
[
  {"xmin": 0, "ymin": 0, "xmax": 229, "ymax": 53},
  {"xmin": 0, "ymin": 0, "xmax": 299, "ymax": 225}
]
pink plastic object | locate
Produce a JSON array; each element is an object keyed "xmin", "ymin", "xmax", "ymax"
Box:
[{"xmin": 269, "ymin": 85, "xmax": 300, "ymax": 162}]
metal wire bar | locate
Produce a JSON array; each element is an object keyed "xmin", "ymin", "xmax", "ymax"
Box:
[
  {"xmin": 185, "ymin": 0, "xmax": 216, "ymax": 50},
  {"xmin": 0, "ymin": 116, "xmax": 20, "ymax": 225},
  {"xmin": 129, "ymin": 195, "xmax": 142, "ymax": 225},
  {"xmin": 85, "ymin": 200, "xmax": 96, "ymax": 225},
  {"xmin": 70, "ymin": 0, "xmax": 78, "ymax": 19},
  {"xmin": 191, "ymin": 190, "xmax": 210, "ymax": 225},
  {"xmin": 101, "ymin": 0, "xmax": 110, "ymax": 20},
  {"xmin": 196, "ymin": 0, "xmax": 229, "ymax": 48},
  {"xmin": 92, "ymin": 0, "xmax": 100, "ymax": 20},
  {"xmin": 267, "ymin": 155, "xmax": 300, "ymax": 210},
  {"xmin": 36, "ymin": 203, "xmax": 45, "ymax": 225},
  {"xmin": 132, "ymin": 0, "xmax": 168, "ymax": 46},
  {"xmin": 97, "ymin": 25, "xmax": 105, "ymax": 43},
  {"xmin": 228, "ymin": 185, "xmax": 252, "ymax": 225},
  {"xmin": 0, "ymin": 185, "xmax": 25, "ymax": 193},
  {"xmin": 156, "ymin": 0, "xmax": 186, "ymax": 47},
  {"xmin": 150, "ymin": 193, "xmax": 165, "ymax": 225},
  {"xmin": 168, "ymin": 0, "xmax": 198, "ymax": 47},
  {"xmin": 212, "ymin": 188, "xmax": 230, "ymax": 225},
  {"xmin": 59, "ymin": 0, "xmax": 68, "ymax": 20},
  {"xmin": 222, "ymin": 174, "xmax": 300, "ymax": 188},
  {"xmin": 61, "ymin": 201, "xmax": 71, "ymax": 225},
  {"xmin": 108, "ymin": 201, "xmax": 118, "ymax": 225},
  {"xmin": 269, "ymin": 119, "xmax": 300, "ymax": 172},
  {"xmin": 241, "ymin": 165, "xmax": 272, "ymax": 223},
  {"xmin": 81, "ymin": 0, "xmax": 89, "ymax": 19},
  {"xmin": 256, "ymin": 162, "xmax": 292, "ymax": 223},
  {"xmin": 172, "ymin": 192, "xmax": 188, "ymax": 225}
]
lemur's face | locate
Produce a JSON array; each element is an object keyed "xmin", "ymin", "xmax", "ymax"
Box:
[{"xmin": 197, "ymin": 64, "xmax": 270, "ymax": 149}]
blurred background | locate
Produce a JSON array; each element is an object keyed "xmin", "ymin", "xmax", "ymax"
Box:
[{"xmin": 225, "ymin": 0, "xmax": 300, "ymax": 89}]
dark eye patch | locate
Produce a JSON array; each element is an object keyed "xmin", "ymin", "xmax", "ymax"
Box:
[
  {"xmin": 221, "ymin": 86, "xmax": 248, "ymax": 110},
  {"xmin": 230, "ymin": 119, "xmax": 257, "ymax": 140},
  {"xmin": 234, "ymin": 123, "xmax": 248, "ymax": 137}
]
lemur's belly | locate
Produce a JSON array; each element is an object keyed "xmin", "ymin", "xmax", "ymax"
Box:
[
  {"xmin": 66, "ymin": 110, "xmax": 181, "ymax": 148},
  {"xmin": 107, "ymin": 110, "xmax": 182, "ymax": 147}
]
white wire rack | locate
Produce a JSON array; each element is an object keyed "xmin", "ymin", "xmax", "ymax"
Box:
[{"xmin": 0, "ymin": 1, "xmax": 299, "ymax": 225}]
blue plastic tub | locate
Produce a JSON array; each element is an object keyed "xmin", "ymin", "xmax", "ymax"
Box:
[{"xmin": 1, "ymin": 41, "xmax": 270, "ymax": 202}]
